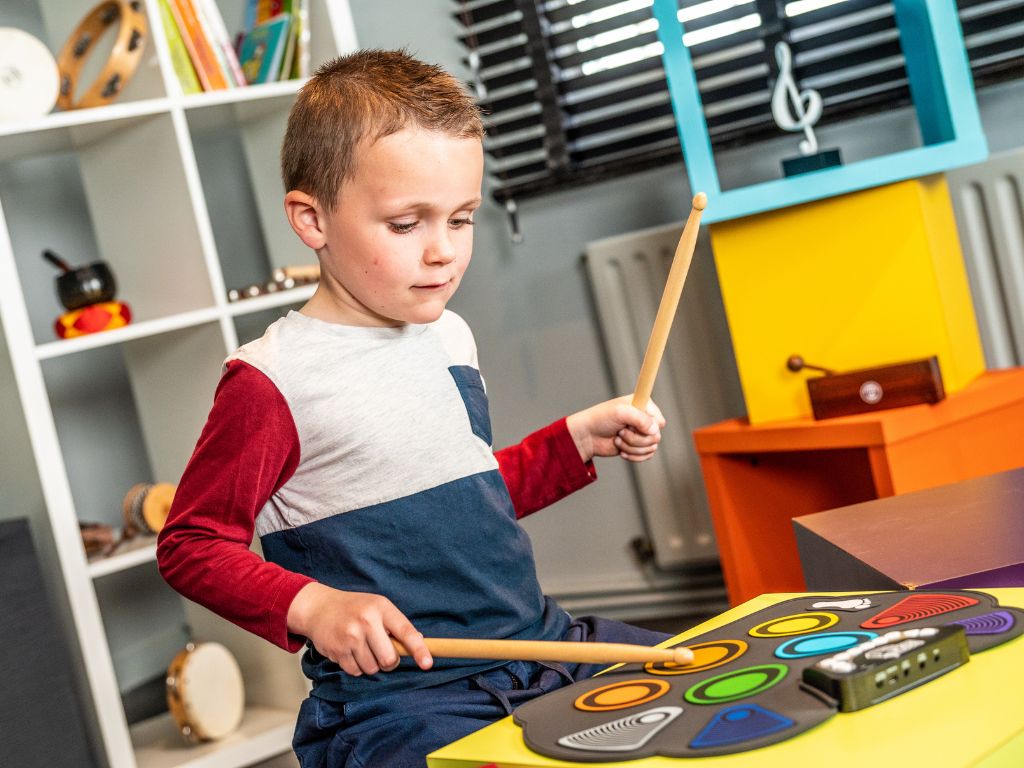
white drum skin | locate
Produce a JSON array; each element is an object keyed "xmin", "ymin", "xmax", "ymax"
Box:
[
  {"xmin": 0, "ymin": 28, "xmax": 60, "ymax": 121},
  {"xmin": 166, "ymin": 642, "xmax": 245, "ymax": 742}
]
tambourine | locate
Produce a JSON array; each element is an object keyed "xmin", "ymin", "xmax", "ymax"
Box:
[
  {"xmin": 56, "ymin": 0, "xmax": 147, "ymax": 110},
  {"xmin": 166, "ymin": 642, "xmax": 246, "ymax": 743}
]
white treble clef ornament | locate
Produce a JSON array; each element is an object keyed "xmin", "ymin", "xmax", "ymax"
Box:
[{"xmin": 771, "ymin": 41, "xmax": 823, "ymax": 156}]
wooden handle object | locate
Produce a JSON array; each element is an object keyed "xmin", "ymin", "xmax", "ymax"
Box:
[
  {"xmin": 631, "ymin": 192, "xmax": 707, "ymax": 409},
  {"xmin": 392, "ymin": 638, "xmax": 693, "ymax": 666}
]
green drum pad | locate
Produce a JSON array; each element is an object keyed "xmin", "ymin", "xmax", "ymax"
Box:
[{"xmin": 513, "ymin": 590, "xmax": 1023, "ymax": 761}]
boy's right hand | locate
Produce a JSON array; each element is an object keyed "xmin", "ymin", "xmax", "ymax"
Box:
[{"xmin": 287, "ymin": 582, "xmax": 433, "ymax": 676}]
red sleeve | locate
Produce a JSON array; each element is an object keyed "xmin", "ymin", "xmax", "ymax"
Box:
[
  {"xmin": 157, "ymin": 360, "xmax": 313, "ymax": 652},
  {"xmin": 495, "ymin": 417, "xmax": 597, "ymax": 519}
]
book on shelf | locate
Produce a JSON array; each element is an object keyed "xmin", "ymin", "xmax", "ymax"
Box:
[
  {"xmin": 243, "ymin": 0, "xmax": 310, "ymax": 80},
  {"xmin": 193, "ymin": 0, "xmax": 247, "ymax": 87},
  {"xmin": 254, "ymin": 0, "xmax": 286, "ymax": 24},
  {"xmin": 290, "ymin": 0, "xmax": 311, "ymax": 79},
  {"xmin": 158, "ymin": 0, "xmax": 202, "ymax": 94},
  {"xmin": 166, "ymin": 0, "xmax": 230, "ymax": 90},
  {"xmin": 239, "ymin": 13, "xmax": 292, "ymax": 85}
]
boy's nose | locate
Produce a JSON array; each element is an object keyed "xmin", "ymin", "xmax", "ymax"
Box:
[{"xmin": 424, "ymin": 230, "xmax": 457, "ymax": 265}]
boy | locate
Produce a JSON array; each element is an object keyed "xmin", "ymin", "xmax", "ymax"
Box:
[{"xmin": 158, "ymin": 49, "xmax": 669, "ymax": 767}]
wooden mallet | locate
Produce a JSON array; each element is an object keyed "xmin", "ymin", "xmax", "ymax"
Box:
[
  {"xmin": 393, "ymin": 637, "xmax": 693, "ymax": 666},
  {"xmin": 631, "ymin": 193, "xmax": 708, "ymax": 410}
]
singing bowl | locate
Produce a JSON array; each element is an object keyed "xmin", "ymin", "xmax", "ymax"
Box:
[{"xmin": 57, "ymin": 261, "xmax": 117, "ymax": 309}]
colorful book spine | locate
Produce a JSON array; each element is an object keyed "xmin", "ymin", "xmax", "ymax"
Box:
[
  {"xmin": 169, "ymin": 0, "xmax": 230, "ymax": 90},
  {"xmin": 158, "ymin": 0, "xmax": 202, "ymax": 94},
  {"xmin": 195, "ymin": 0, "xmax": 247, "ymax": 87},
  {"xmin": 239, "ymin": 13, "xmax": 291, "ymax": 85},
  {"xmin": 290, "ymin": 0, "xmax": 310, "ymax": 79}
]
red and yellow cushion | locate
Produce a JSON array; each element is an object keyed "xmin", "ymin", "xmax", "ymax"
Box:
[{"xmin": 55, "ymin": 301, "xmax": 132, "ymax": 339}]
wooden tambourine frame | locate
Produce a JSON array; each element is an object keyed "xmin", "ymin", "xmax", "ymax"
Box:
[
  {"xmin": 56, "ymin": 0, "xmax": 147, "ymax": 110},
  {"xmin": 166, "ymin": 642, "xmax": 245, "ymax": 743}
]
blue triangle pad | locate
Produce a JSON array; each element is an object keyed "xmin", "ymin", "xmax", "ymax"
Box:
[{"xmin": 690, "ymin": 704, "xmax": 795, "ymax": 749}]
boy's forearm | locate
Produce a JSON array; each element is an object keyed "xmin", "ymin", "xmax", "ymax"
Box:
[
  {"xmin": 495, "ymin": 417, "xmax": 596, "ymax": 519},
  {"xmin": 158, "ymin": 522, "xmax": 313, "ymax": 652}
]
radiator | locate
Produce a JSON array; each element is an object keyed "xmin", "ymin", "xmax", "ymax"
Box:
[
  {"xmin": 585, "ymin": 224, "xmax": 745, "ymax": 571},
  {"xmin": 947, "ymin": 147, "xmax": 1024, "ymax": 369}
]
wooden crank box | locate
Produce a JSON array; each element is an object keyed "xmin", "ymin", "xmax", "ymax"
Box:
[{"xmin": 805, "ymin": 356, "xmax": 945, "ymax": 420}]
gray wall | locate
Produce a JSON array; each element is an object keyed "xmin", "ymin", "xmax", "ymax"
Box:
[{"xmin": 346, "ymin": 0, "xmax": 1024, "ymax": 603}]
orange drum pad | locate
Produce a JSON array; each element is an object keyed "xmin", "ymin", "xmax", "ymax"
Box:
[
  {"xmin": 645, "ymin": 639, "xmax": 748, "ymax": 676},
  {"xmin": 574, "ymin": 679, "xmax": 670, "ymax": 712}
]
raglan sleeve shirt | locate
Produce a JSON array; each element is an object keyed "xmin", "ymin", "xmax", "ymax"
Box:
[{"xmin": 157, "ymin": 360, "xmax": 597, "ymax": 653}]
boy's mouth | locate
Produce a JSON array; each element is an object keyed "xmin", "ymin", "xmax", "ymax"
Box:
[{"xmin": 413, "ymin": 279, "xmax": 452, "ymax": 291}]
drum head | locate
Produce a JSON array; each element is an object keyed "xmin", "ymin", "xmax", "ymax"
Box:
[
  {"xmin": 173, "ymin": 642, "xmax": 245, "ymax": 740},
  {"xmin": 0, "ymin": 28, "xmax": 59, "ymax": 122}
]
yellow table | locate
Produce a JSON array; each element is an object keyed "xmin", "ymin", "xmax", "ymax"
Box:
[{"xmin": 428, "ymin": 589, "xmax": 1024, "ymax": 768}]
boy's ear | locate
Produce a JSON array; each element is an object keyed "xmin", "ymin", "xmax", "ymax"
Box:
[{"xmin": 284, "ymin": 190, "xmax": 328, "ymax": 250}]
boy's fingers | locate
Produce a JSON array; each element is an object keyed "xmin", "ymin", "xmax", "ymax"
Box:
[
  {"xmin": 337, "ymin": 650, "xmax": 362, "ymax": 677},
  {"xmin": 616, "ymin": 440, "xmax": 658, "ymax": 456},
  {"xmin": 350, "ymin": 642, "xmax": 381, "ymax": 676},
  {"xmin": 386, "ymin": 613, "xmax": 433, "ymax": 671},
  {"xmin": 367, "ymin": 623, "xmax": 405, "ymax": 671},
  {"xmin": 617, "ymin": 427, "xmax": 661, "ymax": 446}
]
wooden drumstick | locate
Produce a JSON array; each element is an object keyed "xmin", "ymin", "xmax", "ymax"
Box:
[
  {"xmin": 631, "ymin": 192, "xmax": 708, "ymax": 409},
  {"xmin": 392, "ymin": 638, "xmax": 693, "ymax": 666}
]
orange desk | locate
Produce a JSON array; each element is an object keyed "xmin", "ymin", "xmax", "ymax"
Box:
[{"xmin": 692, "ymin": 368, "xmax": 1024, "ymax": 605}]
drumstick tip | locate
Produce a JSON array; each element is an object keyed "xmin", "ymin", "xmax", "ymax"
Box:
[
  {"xmin": 671, "ymin": 646, "xmax": 694, "ymax": 665},
  {"xmin": 692, "ymin": 192, "xmax": 707, "ymax": 211}
]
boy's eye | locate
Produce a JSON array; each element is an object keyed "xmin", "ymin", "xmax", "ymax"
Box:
[
  {"xmin": 449, "ymin": 217, "xmax": 474, "ymax": 229},
  {"xmin": 388, "ymin": 221, "xmax": 417, "ymax": 234}
]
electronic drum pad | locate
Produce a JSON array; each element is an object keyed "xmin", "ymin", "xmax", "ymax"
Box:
[{"xmin": 513, "ymin": 590, "xmax": 1023, "ymax": 761}]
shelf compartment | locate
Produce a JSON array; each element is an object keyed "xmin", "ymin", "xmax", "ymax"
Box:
[
  {"xmin": 5, "ymin": 0, "xmax": 168, "ymax": 114},
  {"xmin": 95, "ymin": 561, "xmax": 190, "ymax": 695},
  {"xmin": 122, "ymin": 321, "xmax": 230, "ymax": 484},
  {"xmin": 1, "ymin": 111, "xmax": 217, "ymax": 345},
  {"xmin": 41, "ymin": 344, "xmax": 154, "ymax": 530},
  {"xmin": 130, "ymin": 706, "xmax": 296, "ymax": 768},
  {"xmin": 184, "ymin": 93, "xmax": 317, "ymax": 299},
  {"xmin": 36, "ymin": 305, "xmax": 222, "ymax": 359}
]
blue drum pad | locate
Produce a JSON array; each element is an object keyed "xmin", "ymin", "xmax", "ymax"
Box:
[{"xmin": 513, "ymin": 590, "xmax": 1023, "ymax": 761}]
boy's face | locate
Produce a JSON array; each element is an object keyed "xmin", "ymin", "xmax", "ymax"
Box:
[{"xmin": 316, "ymin": 127, "xmax": 483, "ymax": 327}]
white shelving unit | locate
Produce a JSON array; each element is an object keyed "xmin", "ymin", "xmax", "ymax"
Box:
[{"xmin": 0, "ymin": 1, "xmax": 357, "ymax": 766}]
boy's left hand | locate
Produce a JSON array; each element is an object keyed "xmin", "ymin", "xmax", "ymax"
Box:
[{"xmin": 566, "ymin": 396, "xmax": 666, "ymax": 464}]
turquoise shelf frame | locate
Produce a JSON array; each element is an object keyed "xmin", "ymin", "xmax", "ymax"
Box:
[{"xmin": 651, "ymin": 0, "xmax": 988, "ymax": 223}]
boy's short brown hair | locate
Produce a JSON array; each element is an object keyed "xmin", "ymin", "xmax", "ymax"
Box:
[{"xmin": 281, "ymin": 49, "xmax": 485, "ymax": 211}]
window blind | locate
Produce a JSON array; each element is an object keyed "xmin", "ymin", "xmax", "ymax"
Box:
[{"xmin": 453, "ymin": 0, "xmax": 1023, "ymax": 205}]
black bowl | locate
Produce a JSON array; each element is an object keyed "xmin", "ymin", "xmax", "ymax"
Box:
[{"xmin": 57, "ymin": 262, "xmax": 117, "ymax": 310}]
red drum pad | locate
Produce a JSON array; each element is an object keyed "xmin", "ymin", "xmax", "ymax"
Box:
[
  {"xmin": 513, "ymin": 590, "xmax": 1023, "ymax": 762},
  {"xmin": 860, "ymin": 593, "xmax": 980, "ymax": 630}
]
